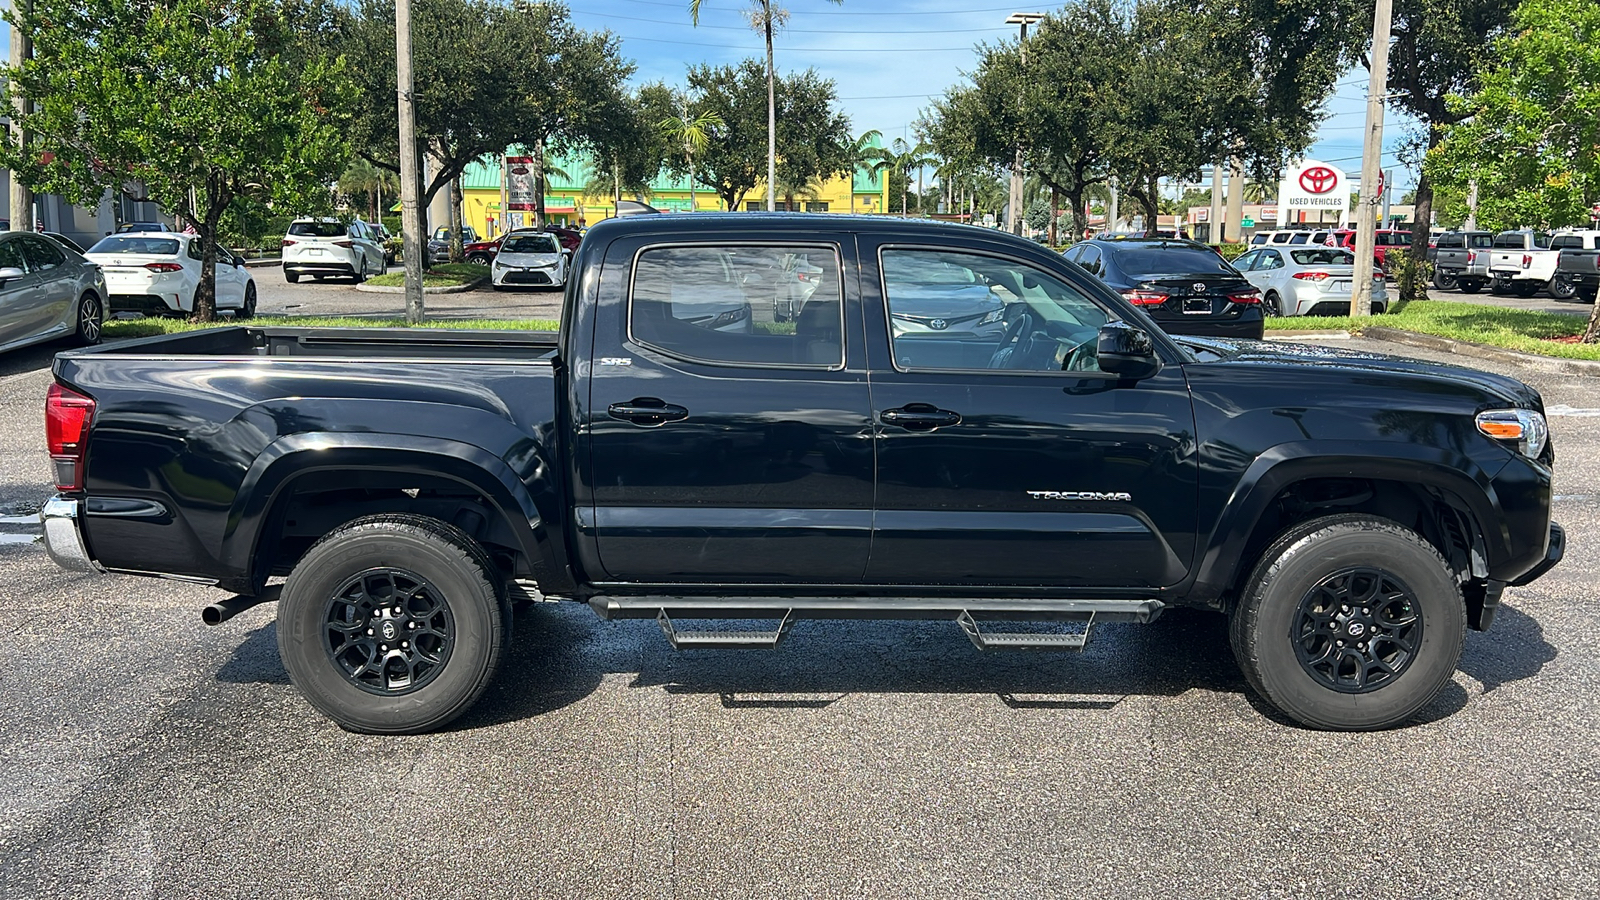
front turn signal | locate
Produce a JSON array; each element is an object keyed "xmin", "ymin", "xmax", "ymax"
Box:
[{"xmin": 1476, "ymin": 409, "xmax": 1549, "ymax": 460}]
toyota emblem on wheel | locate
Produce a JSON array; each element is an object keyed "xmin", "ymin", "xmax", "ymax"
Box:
[{"xmin": 1299, "ymin": 166, "xmax": 1338, "ymax": 194}]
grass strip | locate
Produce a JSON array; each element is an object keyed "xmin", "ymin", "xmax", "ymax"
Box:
[
  {"xmin": 365, "ymin": 262, "xmax": 486, "ymax": 288},
  {"xmin": 1264, "ymin": 299, "xmax": 1599, "ymax": 360}
]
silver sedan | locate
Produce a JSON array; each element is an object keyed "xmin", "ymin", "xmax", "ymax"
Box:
[{"xmin": 0, "ymin": 231, "xmax": 107, "ymax": 353}]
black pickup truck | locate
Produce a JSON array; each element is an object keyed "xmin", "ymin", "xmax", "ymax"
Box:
[
  {"xmin": 1553, "ymin": 230, "xmax": 1600, "ymax": 304},
  {"xmin": 42, "ymin": 214, "xmax": 1562, "ymax": 734}
]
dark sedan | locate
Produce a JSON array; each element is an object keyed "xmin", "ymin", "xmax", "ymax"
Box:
[{"xmin": 1062, "ymin": 238, "xmax": 1263, "ymax": 339}]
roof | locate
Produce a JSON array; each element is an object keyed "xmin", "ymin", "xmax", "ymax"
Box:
[{"xmin": 580, "ymin": 211, "xmax": 1032, "ymax": 244}]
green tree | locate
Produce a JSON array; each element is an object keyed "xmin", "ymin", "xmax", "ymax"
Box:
[
  {"xmin": 659, "ymin": 99, "xmax": 726, "ymax": 213},
  {"xmin": 838, "ymin": 130, "xmax": 884, "ymax": 215},
  {"xmin": 587, "ymin": 83, "xmax": 676, "ymax": 210},
  {"xmin": 340, "ymin": 158, "xmax": 399, "ymax": 222},
  {"xmin": 687, "ymin": 59, "xmax": 851, "ymax": 212},
  {"xmin": 689, "ymin": 0, "xmax": 842, "ymax": 212},
  {"xmin": 1426, "ymin": 0, "xmax": 1600, "ymax": 338},
  {"xmin": 1385, "ymin": 0, "xmax": 1517, "ymax": 252},
  {"xmin": 0, "ymin": 0, "xmax": 352, "ymax": 322},
  {"xmin": 880, "ymin": 138, "xmax": 935, "ymax": 215}
]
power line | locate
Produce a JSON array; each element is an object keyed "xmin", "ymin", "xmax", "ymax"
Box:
[
  {"xmin": 579, "ymin": 10, "xmax": 1009, "ymax": 33},
  {"xmin": 611, "ymin": 0, "xmax": 1032, "ymax": 17},
  {"xmin": 613, "ymin": 33, "xmax": 977, "ymax": 50}
]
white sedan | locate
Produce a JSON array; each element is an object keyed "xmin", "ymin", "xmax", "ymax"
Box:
[
  {"xmin": 85, "ymin": 232, "xmax": 257, "ymax": 317},
  {"xmin": 491, "ymin": 232, "xmax": 568, "ymax": 289},
  {"xmin": 1232, "ymin": 245, "xmax": 1388, "ymax": 316}
]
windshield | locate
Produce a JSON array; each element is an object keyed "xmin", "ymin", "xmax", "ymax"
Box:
[
  {"xmin": 87, "ymin": 236, "xmax": 180, "ymax": 255},
  {"xmin": 502, "ymin": 235, "xmax": 559, "ymax": 254},
  {"xmin": 1111, "ymin": 244, "xmax": 1233, "ymax": 278},
  {"xmin": 288, "ymin": 221, "xmax": 347, "ymax": 238},
  {"xmin": 1290, "ymin": 248, "xmax": 1355, "ymax": 266}
]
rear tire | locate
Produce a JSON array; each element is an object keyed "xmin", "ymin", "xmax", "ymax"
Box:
[
  {"xmin": 1432, "ymin": 269, "xmax": 1458, "ymax": 291},
  {"xmin": 277, "ymin": 514, "xmax": 509, "ymax": 734},
  {"xmin": 1263, "ymin": 291, "xmax": 1283, "ymax": 317},
  {"xmin": 1458, "ymin": 279, "xmax": 1482, "ymax": 294},
  {"xmin": 1549, "ymin": 278, "xmax": 1577, "ymax": 300},
  {"xmin": 285, "ymin": 271, "xmax": 300, "ymax": 284},
  {"xmin": 1229, "ymin": 514, "xmax": 1465, "ymax": 731},
  {"xmin": 236, "ymin": 283, "xmax": 257, "ymax": 320},
  {"xmin": 75, "ymin": 292, "xmax": 103, "ymax": 345},
  {"xmin": 1489, "ymin": 276, "xmax": 1510, "ymax": 294},
  {"xmin": 1513, "ymin": 281, "xmax": 1539, "ymax": 298},
  {"xmin": 354, "ymin": 258, "xmax": 368, "ymax": 284}
]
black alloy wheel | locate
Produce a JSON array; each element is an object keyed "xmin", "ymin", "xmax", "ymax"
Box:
[
  {"xmin": 277, "ymin": 514, "xmax": 509, "ymax": 734},
  {"xmin": 324, "ymin": 568, "xmax": 455, "ymax": 695},
  {"xmin": 237, "ymin": 283, "xmax": 257, "ymax": 319},
  {"xmin": 1432, "ymin": 270, "xmax": 1458, "ymax": 291},
  {"xmin": 1290, "ymin": 567, "xmax": 1422, "ymax": 693},
  {"xmin": 1549, "ymin": 278, "xmax": 1578, "ymax": 300},
  {"xmin": 1264, "ymin": 291, "xmax": 1283, "ymax": 317}
]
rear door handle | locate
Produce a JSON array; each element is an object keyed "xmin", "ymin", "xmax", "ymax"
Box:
[
  {"xmin": 881, "ymin": 404, "xmax": 962, "ymax": 431},
  {"xmin": 608, "ymin": 398, "xmax": 689, "ymax": 426}
]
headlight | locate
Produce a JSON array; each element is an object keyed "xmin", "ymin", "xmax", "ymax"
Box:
[
  {"xmin": 1476, "ymin": 408, "xmax": 1548, "ymax": 459},
  {"xmin": 978, "ymin": 308, "xmax": 1004, "ymax": 326}
]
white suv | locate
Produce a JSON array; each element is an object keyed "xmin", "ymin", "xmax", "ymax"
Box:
[{"xmin": 281, "ymin": 218, "xmax": 387, "ymax": 283}]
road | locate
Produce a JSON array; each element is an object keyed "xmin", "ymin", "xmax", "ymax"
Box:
[{"xmin": 1, "ymin": 328, "xmax": 1597, "ymax": 898}]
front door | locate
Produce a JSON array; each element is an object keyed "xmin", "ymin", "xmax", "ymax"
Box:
[
  {"xmin": 0, "ymin": 237, "xmax": 46, "ymax": 346},
  {"xmin": 862, "ymin": 242, "xmax": 1199, "ymax": 589},
  {"xmin": 585, "ymin": 236, "xmax": 875, "ymax": 583}
]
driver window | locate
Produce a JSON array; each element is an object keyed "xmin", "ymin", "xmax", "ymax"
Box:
[{"xmin": 881, "ymin": 248, "xmax": 1113, "ymax": 374}]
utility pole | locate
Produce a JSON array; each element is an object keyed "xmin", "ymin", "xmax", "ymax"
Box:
[
  {"xmin": 396, "ymin": 0, "xmax": 425, "ymax": 324},
  {"xmin": 1208, "ymin": 162, "xmax": 1223, "ymax": 245},
  {"xmin": 1006, "ymin": 12, "xmax": 1044, "ymax": 237},
  {"xmin": 1463, "ymin": 179, "xmax": 1479, "ymax": 232},
  {"xmin": 9, "ymin": 2, "xmax": 34, "ymax": 233},
  {"xmin": 1351, "ymin": 0, "xmax": 1393, "ymax": 317}
]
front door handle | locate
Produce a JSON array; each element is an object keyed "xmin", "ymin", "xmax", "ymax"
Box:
[
  {"xmin": 608, "ymin": 397, "xmax": 689, "ymax": 427},
  {"xmin": 881, "ymin": 403, "xmax": 962, "ymax": 431}
]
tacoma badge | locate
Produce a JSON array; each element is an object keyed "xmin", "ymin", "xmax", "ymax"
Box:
[{"xmin": 1027, "ymin": 490, "xmax": 1133, "ymax": 501}]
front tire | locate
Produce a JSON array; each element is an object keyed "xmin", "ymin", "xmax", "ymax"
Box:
[
  {"xmin": 1229, "ymin": 514, "xmax": 1465, "ymax": 731},
  {"xmin": 277, "ymin": 514, "xmax": 509, "ymax": 734}
]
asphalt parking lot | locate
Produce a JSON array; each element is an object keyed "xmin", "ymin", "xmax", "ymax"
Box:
[
  {"xmin": 253, "ymin": 262, "xmax": 565, "ymax": 321},
  {"xmin": 1, "ymin": 324, "xmax": 1597, "ymax": 898}
]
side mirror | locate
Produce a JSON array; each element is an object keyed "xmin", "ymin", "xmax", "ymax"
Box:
[
  {"xmin": 0, "ymin": 266, "xmax": 24, "ymax": 284},
  {"xmin": 1096, "ymin": 321, "xmax": 1160, "ymax": 380}
]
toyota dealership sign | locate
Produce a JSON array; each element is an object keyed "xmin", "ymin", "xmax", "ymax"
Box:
[{"xmin": 1278, "ymin": 159, "xmax": 1350, "ymax": 214}]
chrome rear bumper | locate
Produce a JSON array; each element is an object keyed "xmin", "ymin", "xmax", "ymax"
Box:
[{"xmin": 42, "ymin": 497, "xmax": 103, "ymax": 575}]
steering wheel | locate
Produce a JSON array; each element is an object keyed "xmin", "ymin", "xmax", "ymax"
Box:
[{"xmin": 987, "ymin": 312, "xmax": 1036, "ymax": 369}]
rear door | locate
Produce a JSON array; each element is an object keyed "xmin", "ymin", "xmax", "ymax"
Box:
[
  {"xmin": 15, "ymin": 236, "xmax": 74, "ymax": 335},
  {"xmin": 0, "ymin": 237, "xmax": 43, "ymax": 345},
  {"xmin": 584, "ymin": 232, "xmax": 875, "ymax": 583},
  {"xmin": 861, "ymin": 239, "xmax": 1199, "ymax": 589}
]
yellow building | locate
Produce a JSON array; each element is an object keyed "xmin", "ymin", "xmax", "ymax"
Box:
[{"xmin": 459, "ymin": 149, "xmax": 892, "ymax": 237}]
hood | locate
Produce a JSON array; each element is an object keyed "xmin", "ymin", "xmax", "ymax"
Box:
[
  {"xmin": 1174, "ymin": 335, "xmax": 1544, "ymax": 410},
  {"xmin": 496, "ymin": 251, "xmax": 560, "ymax": 265}
]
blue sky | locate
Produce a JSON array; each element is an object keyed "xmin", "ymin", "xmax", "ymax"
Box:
[
  {"xmin": 0, "ymin": 0, "xmax": 1418, "ymax": 195},
  {"xmin": 574, "ymin": 0, "xmax": 1418, "ymax": 195}
]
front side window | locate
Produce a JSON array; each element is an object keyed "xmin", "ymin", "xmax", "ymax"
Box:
[
  {"xmin": 882, "ymin": 248, "xmax": 1112, "ymax": 374},
  {"xmin": 0, "ymin": 239, "xmax": 27, "ymax": 273},
  {"xmin": 630, "ymin": 244, "xmax": 843, "ymax": 368},
  {"xmin": 18, "ymin": 237, "xmax": 65, "ymax": 271}
]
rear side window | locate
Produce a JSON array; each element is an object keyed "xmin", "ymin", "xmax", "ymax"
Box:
[
  {"xmin": 629, "ymin": 244, "xmax": 844, "ymax": 368},
  {"xmin": 18, "ymin": 237, "xmax": 65, "ymax": 271},
  {"xmin": 86, "ymin": 236, "xmax": 180, "ymax": 255},
  {"xmin": 288, "ymin": 221, "xmax": 347, "ymax": 238},
  {"xmin": 1110, "ymin": 244, "xmax": 1235, "ymax": 279}
]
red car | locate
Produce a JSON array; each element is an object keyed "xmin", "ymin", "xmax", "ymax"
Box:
[
  {"xmin": 463, "ymin": 226, "xmax": 582, "ymax": 265},
  {"xmin": 1329, "ymin": 228, "xmax": 1413, "ymax": 271}
]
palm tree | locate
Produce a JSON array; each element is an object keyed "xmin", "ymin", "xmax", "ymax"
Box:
[
  {"xmin": 659, "ymin": 101, "xmax": 724, "ymax": 213},
  {"xmin": 836, "ymin": 129, "xmax": 884, "ymax": 215},
  {"xmin": 1242, "ymin": 179, "xmax": 1274, "ymax": 204},
  {"xmin": 886, "ymin": 138, "xmax": 935, "ymax": 215},
  {"xmin": 690, "ymin": 0, "xmax": 843, "ymax": 212},
  {"xmin": 338, "ymin": 159, "xmax": 398, "ymax": 222}
]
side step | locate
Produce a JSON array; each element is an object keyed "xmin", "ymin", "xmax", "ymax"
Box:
[
  {"xmin": 958, "ymin": 610, "xmax": 1091, "ymax": 651},
  {"xmin": 656, "ymin": 609, "xmax": 795, "ymax": 650}
]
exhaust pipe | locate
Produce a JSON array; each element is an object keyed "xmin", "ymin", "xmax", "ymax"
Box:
[{"xmin": 202, "ymin": 585, "xmax": 282, "ymax": 626}]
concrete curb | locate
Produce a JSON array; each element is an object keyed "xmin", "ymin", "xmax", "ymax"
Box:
[
  {"xmin": 1265, "ymin": 329, "xmax": 1352, "ymax": 339},
  {"xmin": 243, "ymin": 258, "xmax": 282, "ymax": 268},
  {"xmin": 1360, "ymin": 326, "xmax": 1600, "ymax": 376},
  {"xmin": 355, "ymin": 278, "xmax": 486, "ymax": 295}
]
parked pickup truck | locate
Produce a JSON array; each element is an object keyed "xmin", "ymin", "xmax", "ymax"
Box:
[
  {"xmin": 1487, "ymin": 230, "xmax": 1576, "ymax": 298},
  {"xmin": 42, "ymin": 214, "xmax": 1562, "ymax": 734},
  {"xmin": 1430, "ymin": 230, "xmax": 1495, "ymax": 293},
  {"xmin": 1553, "ymin": 230, "xmax": 1600, "ymax": 304}
]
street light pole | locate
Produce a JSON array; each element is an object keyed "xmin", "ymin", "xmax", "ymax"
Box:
[
  {"xmin": 9, "ymin": 2, "xmax": 34, "ymax": 234},
  {"xmin": 1350, "ymin": 0, "xmax": 1393, "ymax": 316},
  {"xmin": 1006, "ymin": 12, "xmax": 1044, "ymax": 237},
  {"xmin": 396, "ymin": 0, "xmax": 425, "ymax": 324}
]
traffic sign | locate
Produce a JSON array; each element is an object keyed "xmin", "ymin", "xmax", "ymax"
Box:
[{"xmin": 1241, "ymin": 217, "xmax": 1255, "ymax": 228}]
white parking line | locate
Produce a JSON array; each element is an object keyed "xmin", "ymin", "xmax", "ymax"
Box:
[{"xmin": 1546, "ymin": 405, "xmax": 1600, "ymax": 417}]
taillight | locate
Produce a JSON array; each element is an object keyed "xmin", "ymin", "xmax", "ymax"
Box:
[
  {"xmin": 334, "ymin": 240, "xmax": 354, "ymax": 248},
  {"xmin": 281, "ymin": 238, "xmax": 296, "ymax": 247},
  {"xmin": 1522, "ymin": 254, "xmax": 1532, "ymax": 269},
  {"xmin": 1293, "ymin": 271, "xmax": 1331, "ymax": 282},
  {"xmin": 46, "ymin": 383, "xmax": 95, "ymax": 492},
  {"xmin": 1467, "ymin": 251, "xmax": 1477, "ymax": 264},
  {"xmin": 144, "ymin": 262, "xmax": 183, "ymax": 273},
  {"xmin": 1227, "ymin": 289, "xmax": 1261, "ymax": 304},
  {"xmin": 1120, "ymin": 289, "xmax": 1169, "ymax": 306}
]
